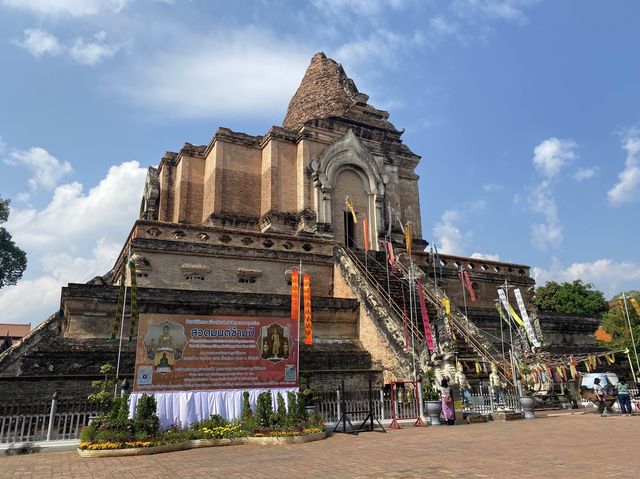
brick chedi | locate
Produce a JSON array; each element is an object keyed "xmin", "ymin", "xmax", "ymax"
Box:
[{"xmin": 0, "ymin": 52, "xmax": 604, "ymax": 405}]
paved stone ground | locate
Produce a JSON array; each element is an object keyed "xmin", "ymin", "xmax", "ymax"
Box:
[{"xmin": 2, "ymin": 413, "xmax": 639, "ymax": 479}]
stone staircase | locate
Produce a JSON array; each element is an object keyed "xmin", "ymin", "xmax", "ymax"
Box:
[{"xmin": 336, "ymin": 245, "xmax": 514, "ymax": 385}]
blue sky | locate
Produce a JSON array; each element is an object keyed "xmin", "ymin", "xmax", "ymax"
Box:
[{"xmin": 1, "ymin": 0, "xmax": 639, "ymax": 326}]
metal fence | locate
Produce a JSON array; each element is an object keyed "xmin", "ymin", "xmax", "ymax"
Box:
[
  {"xmin": 316, "ymin": 385, "xmax": 527, "ymax": 424},
  {"xmin": 0, "ymin": 399, "xmax": 99, "ymax": 444}
]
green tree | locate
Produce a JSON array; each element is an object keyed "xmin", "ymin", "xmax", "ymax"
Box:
[
  {"xmin": 0, "ymin": 197, "xmax": 27, "ymax": 289},
  {"xmin": 599, "ymin": 293, "xmax": 640, "ymax": 354},
  {"xmin": 534, "ymin": 280, "xmax": 608, "ymax": 318}
]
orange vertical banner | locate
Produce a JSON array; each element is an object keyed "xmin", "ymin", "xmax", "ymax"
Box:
[
  {"xmin": 303, "ymin": 273, "xmax": 312, "ymax": 345},
  {"xmin": 291, "ymin": 270, "xmax": 299, "ymax": 320},
  {"xmin": 363, "ymin": 215, "xmax": 369, "ymax": 252}
]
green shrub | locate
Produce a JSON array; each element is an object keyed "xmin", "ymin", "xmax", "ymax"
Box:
[
  {"xmin": 276, "ymin": 393, "xmax": 286, "ymax": 425},
  {"xmin": 255, "ymin": 392, "xmax": 274, "ymax": 427},
  {"xmin": 79, "ymin": 423, "xmax": 98, "ymax": 443},
  {"xmin": 94, "ymin": 429, "xmax": 130, "ymax": 444},
  {"xmin": 134, "ymin": 394, "xmax": 159, "ymax": 438},
  {"xmin": 241, "ymin": 391, "xmax": 252, "ymax": 420},
  {"xmin": 103, "ymin": 396, "xmax": 131, "ymax": 431},
  {"xmin": 286, "ymin": 391, "xmax": 303, "ymax": 425},
  {"xmin": 194, "ymin": 414, "xmax": 228, "ymax": 430}
]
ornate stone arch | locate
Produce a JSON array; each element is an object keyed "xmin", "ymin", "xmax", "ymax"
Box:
[{"xmin": 309, "ymin": 130, "xmax": 388, "ymax": 246}]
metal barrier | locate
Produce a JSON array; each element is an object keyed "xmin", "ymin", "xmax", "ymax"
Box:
[{"xmin": 0, "ymin": 397, "xmax": 99, "ymax": 443}]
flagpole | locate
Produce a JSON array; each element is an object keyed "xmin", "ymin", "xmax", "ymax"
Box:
[
  {"xmin": 458, "ymin": 266, "xmax": 469, "ymax": 319},
  {"xmin": 297, "ymin": 258, "xmax": 302, "ymax": 387},
  {"xmin": 384, "ymin": 235, "xmax": 391, "ymax": 301},
  {"xmin": 115, "ymin": 245, "xmax": 130, "ymax": 397},
  {"xmin": 622, "ymin": 293, "xmax": 640, "ymax": 376},
  {"xmin": 501, "ymin": 280, "xmax": 518, "ymax": 388}
]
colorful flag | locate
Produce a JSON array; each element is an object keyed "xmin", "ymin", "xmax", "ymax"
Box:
[
  {"xmin": 630, "ymin": 297, "xmax": 640, "ymax": 316},
  {"xmin": 497, "ymin": 289, "xmax": 525, "ymax": 327},
  {"xmin": 459, "ymin": 270, "xmax": 477, "ymax": 302},
  {"xmin": 303, "ymin": 273, "xmax": 312, "ymax": 345},
  {"xmin": 363, "ymin": 215, "xmax": 369, "ymax": 251},
  {"xmin": 389, "ymin": 241, "xmax": 397, "ymax": 274},
  {"xmin": 417, "ymin": 279, "xmax": 435, "ymax": 350},
  {"xmin": 291, "ymin": 270, "xmax": 299, "ymax": 321},
  {"xmin": 345, "ymin": 196, "xmax": 357, "ymax": 223},
  {"xmin": 513, "ymin": 288, "xmax": 541, "ymax": 347},
  {"xmin": 404, "ymin": 222, "xmax": 413, "ymax": 257}
]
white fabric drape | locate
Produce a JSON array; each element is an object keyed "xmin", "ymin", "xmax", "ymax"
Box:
[{"xmin": 128, "ymin": 388, "xmax": 298, "ymax": 429}]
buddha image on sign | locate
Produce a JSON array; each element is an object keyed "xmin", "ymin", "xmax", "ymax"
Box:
[
  {"xmin": 257, "ymin": 323, "xmax": 291, "ymax": 362},
  {"xmin": 143, "ymin": 320, "xmax": 186, "ymax": 372}
]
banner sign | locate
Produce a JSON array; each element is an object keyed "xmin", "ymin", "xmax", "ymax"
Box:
[
  {"xmin": 497, "ymin": 289, "xmax": 525, "ymax": 327},
  {"xmin": 133, "ymin": 314, "xmax": 299, "ymax": 392},
  {"xmin": 459, "ymin": 270, "xmax": 476, "ymax": 302},
  {"xmin": 291, "ymin": 270, "xmax": 299, "ymax": 321},
  {"xmin": 303, "ymin": 273, "xmax": 313, "ymax": 345},
  {"xmin": 513, "ymin": 288, "xmax": 541, "ymax": 347}
]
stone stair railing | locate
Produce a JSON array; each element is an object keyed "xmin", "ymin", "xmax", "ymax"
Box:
[
  {"xmin": 334, "ymin": 245, "xmax": 424, "ymax": 379},
  {"xmin": 394, "ymin": 256, "xmax": 515, "ymax": 386}
]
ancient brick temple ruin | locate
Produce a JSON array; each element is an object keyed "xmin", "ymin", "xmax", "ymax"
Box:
[{"xmin": 0, "ymin": 53, "xmax": 603, "ymax": 403}]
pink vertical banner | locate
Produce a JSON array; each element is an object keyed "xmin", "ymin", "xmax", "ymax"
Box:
[{"xmin": 417, "ymin": 279, "xmax": 435, "ymax": 350}]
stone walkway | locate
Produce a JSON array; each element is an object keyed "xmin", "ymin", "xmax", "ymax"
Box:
[{"xmin": 2, "ymin": 413, "xmax": 639, "ymax": 478}]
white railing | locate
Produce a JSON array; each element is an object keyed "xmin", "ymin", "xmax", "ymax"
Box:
[{"xmin": 0, "ymin": 400, "xmax": 99, "ymax": 443}]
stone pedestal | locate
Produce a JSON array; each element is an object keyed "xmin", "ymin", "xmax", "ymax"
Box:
[{"xmin": 491, "ymin": 410, "xmax": 523, "ymax": 422}]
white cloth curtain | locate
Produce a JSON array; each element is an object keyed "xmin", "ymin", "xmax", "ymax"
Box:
[{"xmin": 128, "ymin": 388, "xmax": 299, "ymax": 429}]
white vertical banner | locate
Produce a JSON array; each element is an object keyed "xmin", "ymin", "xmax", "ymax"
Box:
[
  {"xmin": 513, "ymin": 288, "xmax": 541, "ymax": 347},
  {"xmin": 497, "ymin": 289, "xmax": 510, "ymax": 314}
]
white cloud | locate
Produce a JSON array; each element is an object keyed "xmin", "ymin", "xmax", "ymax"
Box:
[
  {"xmin": 7, "ymin": 161, "xmax": 145, "ymax": 250},
  {"xmin": 14, "ymin": 28, "xmax": 120, "ymax": 65},
  {"xmin": 532, "ymin": 258, "xmax": 640, "ymax": 298},
  {"xmin": 527, "ymin": 181, "xmax": 562, "ymax": 250},
  {"xmin": 482, "ymin": 183, "xmax": 503, "ymax": 192},
  {"xmin": 13, "ymin": 28, "xmax": 62, "ymax": 58},
  {"xmin": 607, "ymin": 127, "xmax": 640, "ymax": 206},
  {"xmin": 4, "ymin": 146, "xmax": 73, "ymax": 191},
  {"xmin": 113, "ymin": 28, "xmax": 310, "ymax": 119},
  {"xmin": 0, "ymin": 161, "xmax": 146, "ymax": 325},
  {"xmin": 1, "ymin": 0, "xmax": 129, "ymax": 17},
  {"xmin": 532, "ymin": 137, "xmax": 577, "ymax": 179},
  {"xmin": 69, "ymin": 31, "xmax": 120, "ymax": 66},
  {"xmin": 573, "ymin": 166, "xmax": 598, "ymax": 181},
  {"xmin": 470, "ymin": 252, "xmax": 501, "ymax": 261},
  {"xmin": 433, "ymin": 209, "xmax": 470, "ymax": 255},
  {"xmin": 311, "ymin": 0, "xmax": 406, "ymax": 18},
  {"xmin": 0, "ymin": 135, "xmax": 6, "ymax": 154},
  {"xmin": 450, "ymin": 0, "xmax": 537, "ymax": 24}
]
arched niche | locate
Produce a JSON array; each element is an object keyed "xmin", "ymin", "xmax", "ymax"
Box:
[{"xmin": 309, "ymin": 130, "xmax": 387, "ymax": 249}]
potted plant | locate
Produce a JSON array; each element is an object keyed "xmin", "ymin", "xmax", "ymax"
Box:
[
  {"xmin": 300, "ymin": 387, "xmax": 320, "ymax": 417},
  {"xmin": 421, "ymin": 370, "xmax": 442, "ymax": 425},
  {"xmin": 517, "ymin": 367, "xmax": 536, "ymax": 419}
]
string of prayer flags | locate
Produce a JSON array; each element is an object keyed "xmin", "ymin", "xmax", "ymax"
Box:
[
  {"xmin": 417, "ymin": 279, "xmax": 435, "ymax": 350},
  {"xmin": 345, "ymin": 196, "xmax": 357, "ymax": 223},
  {"xmin": 459, "ymin": 270, "xmax": 477, "ymax": 302},
  {"xmin": 404, "ymin": 222, "xmax": 413, "ymax": 257},
  {"xmin": 363, "ymin": 215, "xmax": 369, "ymax": 252},
  {"xmin": 630, "ymin": 297, "xmax": 640, "ymax": 316},
  {"xmin": 513, "ymin": 288, "xmax": 541, "ymax": 347},
  {"xmin": 291, "ymin": 270, "xmax": 300, "ymax": 321},
  {"xmin": 111, "ymin": 264, "xmax": 127, "ymax": 341},
  {"xmin": 128, "ymin": 259, "xmax": 139, "ymax": 343},
  {"xmin": 303, "ymin": 273, "xmax": 312, "ymax": 345}
]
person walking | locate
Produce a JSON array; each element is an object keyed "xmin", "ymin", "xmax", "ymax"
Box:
[
  {"xmin": 616, "ymin": 377, "xmax": 632, "ymax": 416},
  {"xmin": 440, "ymin": 378, "xmax": 455, "ymax": 425},
  {"xmin": 593, "ymin": 378, "xmax": 607, "ymax": 416}
]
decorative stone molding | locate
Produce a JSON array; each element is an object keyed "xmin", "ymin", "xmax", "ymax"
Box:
[
  {"xmin": 181, "ymin": 264, "xmax": 211, "ymax": 281},
  {"xmin": 139, "ymin": 166, "xmax": 160, "ymax": 221},
  {"xmin": 236, "ymin": 268, "xmax": 262, "ymax": 284}
]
